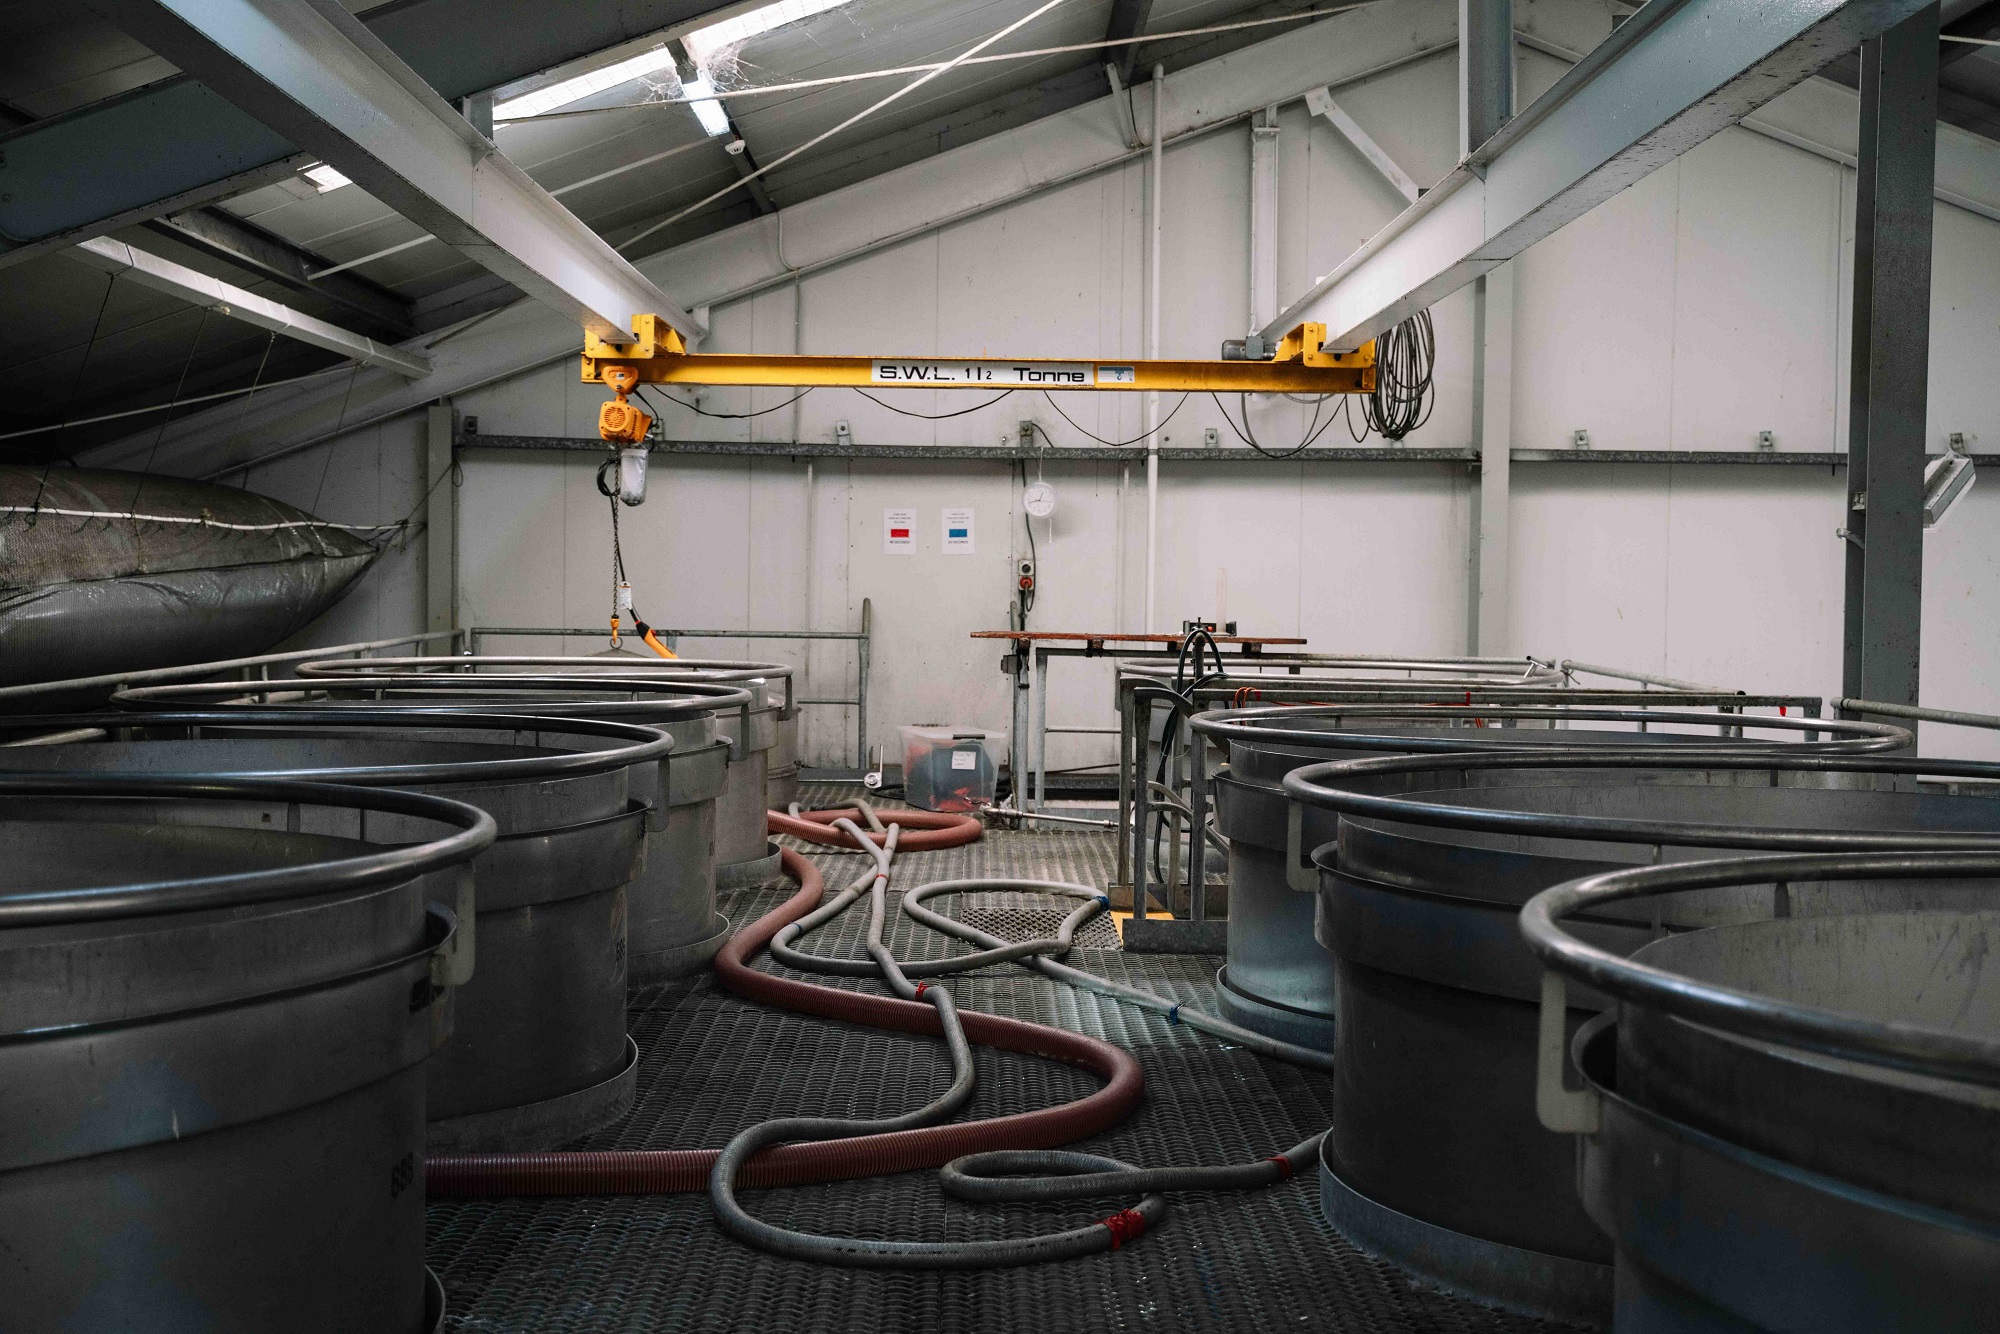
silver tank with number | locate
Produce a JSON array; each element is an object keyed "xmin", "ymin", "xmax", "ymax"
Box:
[
  {"xmin": 1280, "ymin": 750, "xmax": 2000, "ymax": 1327},
  {"xmin": 9, "ymin": 707, "xmax": 670, "ymax": 1151},
  {"xmin": 0, "ymin": 771, "xmax": 489, "ymax": 1333}
]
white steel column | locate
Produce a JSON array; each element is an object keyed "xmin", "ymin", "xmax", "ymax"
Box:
[
  {"xmin": 424, "ymin": 403, "xmax": 456, "ymax": 651},
  {"xmin": 1469, "ymin": 263, "xmax": 1514, "ymax": 655},
  {"xmin": 1248, "ymin": 105, "xmax": 1280, "ymax": 331},
  {"xmin": 1144, "ymin": 65, "xmax": 1165, "ymax": 633}
]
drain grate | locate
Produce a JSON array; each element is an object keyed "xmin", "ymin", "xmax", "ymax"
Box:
[{"xmin": 427, "ymin": 825, "xmax": 1576, "ymax": 1334}]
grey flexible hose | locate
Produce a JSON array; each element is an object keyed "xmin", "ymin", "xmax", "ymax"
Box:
[
  {"xmin": 941, "ymin": 1137, "xmax": 1323, "ymax": 1203},
  {"xmin": 770, "ymin": 877, "xmax": 1100, "ymax": 978},
  {"xmin": 711, "ymin": 820, "xmax": 1170, "ymax": 1268},
  {"xmin": 902, "ymin": 880, "xmax": 1340, "ymax": 1073},
  {"xmin": 710, "ymin": 818, "xmax": 1320, "ymax": 1268}
]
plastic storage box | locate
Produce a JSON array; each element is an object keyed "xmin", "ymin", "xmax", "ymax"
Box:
[{"xmin": 899, "ymin": 725, "xmax": 1006, "ymax": 811}]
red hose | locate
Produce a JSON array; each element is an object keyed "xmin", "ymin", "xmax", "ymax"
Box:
[
  {"xmin": 428, "ymin": 827, "xmax": 1144, "ymax": 1197},
  {"xmin": 767, "ymin": 805, "xmax": 982, "ymax": 852}
]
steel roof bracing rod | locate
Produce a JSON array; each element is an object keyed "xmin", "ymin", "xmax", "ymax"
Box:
[
  {"xmin": 1264, "ymin": 0, "xmax": 1938, "ymax": 351},
  {"xmin": 88, "ymin": 0, "xmax": 706, "ymax": 348}
]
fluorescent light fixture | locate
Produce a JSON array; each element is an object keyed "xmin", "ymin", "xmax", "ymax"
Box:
[
  {"xmin": 494, "ymin": 46, "xmax": 680, "ymax": 121},
  {"xmin": 1924, "ymin": 451, "xmax": 1976, "ymax": 528},
  {"xmin": 301, "ymin": 162, "xmax": 352, "ymax": 192},
  {"xmin": 680, "ymin": 74, "xmax": 733, "ymax": 136},
  {"xmin": 684, "ymin": 0, "xmax": 851, "ymax": 66}
]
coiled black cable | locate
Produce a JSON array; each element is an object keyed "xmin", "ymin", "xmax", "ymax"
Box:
[{"xmin": 1357, "ymin": 308, "xmax": 1436, "ymax": 440}]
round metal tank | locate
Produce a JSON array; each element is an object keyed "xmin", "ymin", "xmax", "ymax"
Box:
[
  {"xmin": 1525, "ymin": 849, "xmax": 2000, "ymax": 1332},
  {"xmin": 134, "ymin": 665, "xmax": 758, "ymax": 981},
  {"xmin": 1194, "ymin": 705, "xmax": 1908, "ymax": 1051},
  {"xmin": 0, "ymin": 772, "xmax": 490, "ymax": 1333},
  {"xmin": 303, "ymin": 655, "xmax": 795, "ymax": 889},
  {"xmin": 4, "ymin": 708, "xmax": 671, "ymax": 1151},
  {"xmin": 769, "ymin": 707, "xmax": 801, "ymax": 813},
  {"xmin": 1282, "ymin": 750, "xmax": 2000, "ymax": 1326}
]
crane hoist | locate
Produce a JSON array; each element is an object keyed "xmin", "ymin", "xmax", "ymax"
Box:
[
  {"xmin": 580, "ymin": 314, "xmax": 1377, "ymax": 654},
  {"xmin": 584, "ymin": 314, "xmax": 1376, "ymax": 453}
]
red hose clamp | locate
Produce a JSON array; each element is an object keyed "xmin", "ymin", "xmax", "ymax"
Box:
[
  {"xmin": 914, "ymin": 983, "xmax": 930, "ymax": 999},
  {"xmin": 1100, "ymin": 1208, "xmax": 1148, "ymax": 1249},
  {"xmin": 1266, "ymin": 1155, "xmax": 1295, "ymax": 1180}
]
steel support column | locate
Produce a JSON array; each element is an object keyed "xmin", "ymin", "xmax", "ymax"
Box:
[
  {"xmin": 1264, "ymin": 0, "xmax": 1932, "ymax": 350},
  {"xmin": 425, "ymin": 403, "xmax": 457, "ymax": 651},
  {"xmin": 1468, "ymin": 262, "xmax": 1514, "ymax": 655},
  {"xmin": 1460, "ymin": 0, "xmax": 1514, "ymax": 155},
  {"xmin": 1248, "ymin": 106, "xmax": 1280, "ymax": 331},
  {"xmin": 1842, "ymin": 4, "xmax": 1939, "ymax": 717}
]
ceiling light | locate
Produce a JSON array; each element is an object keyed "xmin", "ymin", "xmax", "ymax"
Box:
[
  {"xmin": 680, "ymin": 74, "xmax": 733, "ymax": 136},
  {"xmin": 301, "ymin": 162, "xmax": 352, "ymax": 192}
]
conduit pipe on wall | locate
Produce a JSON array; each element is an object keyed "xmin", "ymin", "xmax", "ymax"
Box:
[{"xmin": 1143, "ymin": 63, "xmax": 1165, "ymax": 634}]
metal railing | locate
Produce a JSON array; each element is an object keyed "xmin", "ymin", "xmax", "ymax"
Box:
[
  {"xmin": 468, "ymin": 599, "xmax": 872, "ymax": 768},
  {"xmin": 1833, "ymin": 697, "xmax": 2000, "ymax": 732},
  {"xmin": 0, "ymin": 628, "xmax": 466, "ymax": 706}
]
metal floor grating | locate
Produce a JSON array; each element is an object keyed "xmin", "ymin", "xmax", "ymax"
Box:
[{"xmin": 426, "ymin": 800, "xmax": 1576, "ymax": 1334}]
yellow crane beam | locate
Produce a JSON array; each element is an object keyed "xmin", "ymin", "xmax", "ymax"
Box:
[{"xmin": 583, "ymin": 316, "xmax": 1374, "ymax": 443}]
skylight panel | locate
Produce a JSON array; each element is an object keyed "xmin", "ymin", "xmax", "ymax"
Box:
[
  {"xmin": 494, "ymin": 47, "xmax": 680, "ymax": 121},
  {"xmin": 301, "ymin": 162, "xmax": 352, "ymax": 192},
  {"xmin": 490, "ymin": 0, "xmax": 853, "ymax": 127},
  {"xmin": 684, "ymin": 0, "xmax": 852, "ymax": 67}
]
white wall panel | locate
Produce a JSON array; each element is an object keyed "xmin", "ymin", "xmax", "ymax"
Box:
[
  {"xmin": 1514, "ymin": 164, "xmax": 1680, "ymax": 452},
  {"xmin": 220, "ymin": 27, "xmax": 2000, "ymax": 768},
  {"xmin": 1668, "ymin": 130, "xmax": 1844, "ymax": 453}
]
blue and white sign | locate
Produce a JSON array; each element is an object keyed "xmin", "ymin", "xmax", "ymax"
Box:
[{"xmin": 941, "ymin": 506, "xmax": 975, "ymax": 554}]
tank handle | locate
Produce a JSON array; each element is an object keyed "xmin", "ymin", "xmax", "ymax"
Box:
[
  {"xmin": 648, "ymin": 757, "xmax": 672, "ymax": 833},
  {"xmin": 1535, "ymin": 972, "xmax": 1601, "ymax": 1134},
  {"xmin": 435, "ymin": 863, "xmax": 476, "ymax": 987},
  {"xmin": 1285, "ymin": 802, "xmax": 1327, "ymax": 892}
]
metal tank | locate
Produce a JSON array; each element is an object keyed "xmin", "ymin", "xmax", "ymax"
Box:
[
  {"xmin": 283, "ymin": 659, "xmax": 761, "ymax": 979},
  {"xmin": 769, "ymin": 707, "xmax": 801, "ymax": 813},
  {"xmin": 0, "ymin": 772, "xmax": 490, "ymax": 1333},
  {"xmin": 1280, "ymin": 750, "xmax": 2000, "ymax": 1326},
  {"xmin": 3, "ymin": 708, "xmax": 672, "ymax": 1151},
  {"xmin": 1192, "ymin": 704, "xmax": 1908, "ymax": 1050},
  {"xmin": 303, "ymin": 654, "xmax": 795, "ymax": 888},
  {"xmin": 1524, "ymin": 849, "xmax": 2000, "ymax": 1332}
]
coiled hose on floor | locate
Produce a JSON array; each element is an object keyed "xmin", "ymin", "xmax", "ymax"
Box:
[
  {"xmin": 433, "ymin": 804, "xmax": 1326, "ymax": 1269},
  {"xmin": 428, "ymin": 810, "xmax": 1143, "ymax": 1196},
  {"xmin": 711, "ymin": 816, "xmax": 1323, "ymax": 1268}
]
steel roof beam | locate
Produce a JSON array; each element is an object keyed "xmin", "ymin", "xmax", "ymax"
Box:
[
  {"xmin": 1263, "ymin": 0, "xmax": 1936, "ymax": 350},
  {"xmin": 0, "ymin": 0, "xmax": 734, "ymax": 269},
  {"xmin": 72, "ymin": 235, "xmax": 433, "ymax": 377},
  {"xmin": 144, "ymin": 207, "xmax": 413, "ymax": 334},
  {"xmin": 89, "ymin": 0, "xmax": 702, "ymax": 346}
]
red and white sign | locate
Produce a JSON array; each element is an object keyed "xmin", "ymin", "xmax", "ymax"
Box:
[{"xmin": 883, "ymin": 507, "xmax": 916, "ymax": 555}]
